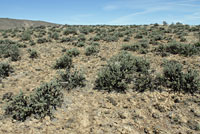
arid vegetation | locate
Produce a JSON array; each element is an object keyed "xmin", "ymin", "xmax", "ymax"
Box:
[{"xmin": 0, "ymin": 22, "xmax": 200, "ymax": 134}]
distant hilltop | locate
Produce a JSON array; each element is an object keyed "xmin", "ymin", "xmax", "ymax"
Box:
[{"xmin": 0, "ymin": 18, "xmax": 60, "ymax": 30}]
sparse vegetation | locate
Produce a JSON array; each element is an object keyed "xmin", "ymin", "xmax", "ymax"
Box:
[
  {"xmin": 66, "ymin": 48, "xmax": 80, "ymax": 57},
  {"xmin": 28, "ymin": 49, "xmax": 38, "ymax": 59},
  {"xmin": 5, "ymin": 80, "xmax": 63, "ymax": 121},
  {"xmin": 94, "ymin": 51, "xmax": 150, "ymax": 92},
  {"xmin": 161, "ymin": 60, "xmax": 200, "ymax": 93},
  {"xmin": 59, "ymin": 68, "xmax": 86, "ymax": 90},
  {"xmin": 1, "ymin": 21, "xmax": 200, "ymax": 133},
  {"xmin": 0, "ymin": 62, "xmax": 13, "ymax": 78},
  {"xmin": 0, "ymin": 40, "xmax": 20, "ymax": 61},
  {"xmin": 85, "ymin": 45, "xmax": 99, "ymax": 56},
  {"xmin": 155, "ymin": 41, "xmax": 200, "ymax": 56},
  {"xmin": 53, "ymin": 54, "xmax": 72, "ymax": 69}
]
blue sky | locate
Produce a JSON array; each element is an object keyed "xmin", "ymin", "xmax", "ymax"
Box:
[{"xmin": 0, "ymin": 0, "xmax": 200, "ymax": 25}]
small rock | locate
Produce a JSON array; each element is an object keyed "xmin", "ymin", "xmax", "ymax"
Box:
[
  {"xmin": 118, "ymin": 112, "xmax": 126, "ymax": 119},
  {"xmin": 187, "ymin": 120, "xmax": 200, "ymax": 131},
  {"xmin": 190, "ymin": 108, "xmax": 200, "ymax": 117},
  {"xmin": 174, "ymin": 98, "xmax": 180, "ymax": 103},
  {"xmin": 153, "ymin": 103, "xmax": 166, "ymax": 112},
  {"xmin": 152, "ymin": 113, "xmax": 160, "ymax": 119},
  {"xmin": 64, "ymin": 118, "xmax": 74, "ymax": 128},
  {"xmin": 106, "ymin": 96, "xmax": 117, "ymax": 106},
  {"xmin": 35, "ymin": 68, "xmax": 42, "ymax": 71}
]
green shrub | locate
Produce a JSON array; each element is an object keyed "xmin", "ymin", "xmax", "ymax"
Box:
[
  {"xmin": 29, "ymin": 80, "xmax": 63, "ymax": 119},
  {"xmin": 4, "ymin": 80, "xmax": 63, "ymax": 121},
  {"xmin": 60, "ymin": 37, "xmax": 72, "ymax": 43},
  {"xmin": 161, "ymin": 60, "xmax": 200, "ymax": 93},
  {"xmin": 181, "ymin": 69, "xmax": 200, "ymax": 94},
  {"xmin": 134, "ymin": 73, "xmax": 162, "ymax": 92},
  {"xmin": 135, "ymin": 33, "xmax": 143, "ymax": 39},
  {"xmin": 27, "ymin": 49, "xmax": 38, "ymax": 59},
  {"xmin": 90, "ymin": 36, "xmax": 100, "ymax": 41},
  {"xmin": 91, "ymin": 42, "xmax": 100, "ymax": 46},
  {"xmin": 162, "ymin": 60, "xmax": 183, "ymax": 92},
  {"xmin": 51, "ymin": 32, "xmax": 59, "ymax": 40},
  {"xmin": 59, "ymin": 69, "xmax": 86, "ymax": 90},
  {"xmin": 123, "ymin": 36, "xmax": 130, "ymax": 42},
  {"xmin": 21, "ymin": 31, "xmax": 31, "ymax": 41},
  {"xmin": 4, "ymin": 91, "xmax": 32, "ymax": 121},
  {"xmin": 76, "ymin": 42, "xmax": 85, "ymax": 47},
  {"xmin": 0, "ymin": 62, "xmax": 13, "ymax": 78},
  {"xmin": 78, "ymin": 34, "xmax": 86, "ymax": 41},
  {"xmin": 63, "ymin": 27, "xmax": 77, "ymax": 35},
  {"xmin": 66, "ymin": 48, "xmax": 80, "ymax": 57},
  {"xmin": 53, "ymin": 54, "xmax": 72, "ymax": 69},
  {"xmin": 121, "ymin": 40, "xmax": 149, "ymax": 52},
  {"xmin": 155, "ymin": 41, "xmax": 199, "ymax": 56},
  {"xmin": 94, "ymin": 51, "xmax": 150, "ymax": 92},
  {"xmin": 29, "ymin": 40, "xmax": 36, "ymax": 46},
  {"xmin": 103, "ymin": 35, "xmax": 118, "ymax": 42},
  {"xmin": 37, "ymin": 38, "xmax": 48, "ymax": 44},
  {"xmin": 121, "ymin": 44, "xmax": 140, "ymax": 51},
  {"xmin": 0, "ymin": 43, "xmax": 20, "ymax": 61},
  {"xmin": 85, "ymin": 46, "xmax": 99, "ymax": 56}
]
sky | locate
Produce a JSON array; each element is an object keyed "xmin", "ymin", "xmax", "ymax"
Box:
[{"xmin": 0, "ymin": 0, "xmax": 200, "ymax": 25}]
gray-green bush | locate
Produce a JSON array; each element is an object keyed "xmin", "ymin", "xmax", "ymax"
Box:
[
  {"xmin": 94, "ymin": 51, "xmax": 150, "ymax": 92},
  {"xmin": 4, "ymin": 80, "xmax": 63, "ymax": 121},
  {"xmin": 0, "ymin": 62, "xmax": 13, "ymax": 78},
  {"xmin": 53, "ymin": 54, "xmax": 72, "ymax": 69},
  {"xmin": 59, "ymin": 69, "xmax": 86, "ymax": 90}
]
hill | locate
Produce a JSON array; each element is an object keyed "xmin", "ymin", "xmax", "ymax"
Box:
[
  {"xmin": 0, "ymin": 23, "xmax": 200, "ymax": 133},
  {"xmin": 0, "ymin": 18, "xmax": 59, "ymax": 30}
]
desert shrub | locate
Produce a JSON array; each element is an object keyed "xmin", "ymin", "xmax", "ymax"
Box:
[
  {"xmin": 94, "ymin": 51, "xmax": 150, "ymax": 92},
  {"xmin": 134, "ymin": 73, "xmax": 162, "ymax": 92},
  {"xmin": 37, "ymin": 38, "xmax": 48, "ymax": 44},
  {"xmin": 115, "ymin": 32, "xmax": 124, "ymax": 37},
  {"xmin": 66, "ymin": 48, "xmax": 80, "ymax": 57},
  {"xmin": 162, "ymin": 60, "xmax": 183, "ymax": 92},
  {"xmin": 0, "ymin": 42, "xmax": 20, "ymax": 61},
  {"xmin": 59, "ymin": 69, "xmax": 86, "ymax": 90},
  {"xmin": 4, "ymin": 91, "xmax": 32, "ymax": 121},
  {"xmin": 51, "ymin": 32, "xmax": 59, "ymax": 40},
  {"xmin": 78, "ymin": 34, "xmax": 86, "ymax": 42},
  {"xmin": 53, "ymin": 54, "xmax": 72, "ymax": 69},
  {"xmin": 76, "ymin": 42, "xmax": 85, "ymax": 47},
  {"xmin": 4, "ymin": 80, "xmax": 63, "ymax": 121},
  {"xmin": 90, "ymin": 36, "xmax": 100, "ymax": 41},
  {"xmin": 29, "ymin": 80, "xmax": 63, "ymax": 119},
  {"xmin": 63, "ymin": 27, "xmax": 77, "ymax": 35},
  {"xmin": 139, "ymin": 48, "xmax": 149, "ymax": 54},
  {"xmin": 27, "ymin": 49, "xmax": 38, "ymax": 59},
  {"xmin": 123, "ymin": 36, "xmax": 130, "ymax": 42},
  {"xmin": 180, "ymin": 36, "xmax": 186, "ymax": 42},
  {"xmin": 103, "ymin": 35, "xmax": 118, "ymax": 42},
  {"xmin": 135, "ymin": 33, "xmax": 143, "ymax": 39},
  {"xmin": 79, "ymin": 27, "xmax": 90, "ymax": 34},
  {"xmin": 181, "ymin": 69, "xmax": 200, "ymax": 94},
  {"xmin": 121, "ymin": 44, "xmax": 140, "ymax": 51},
  {"xmin": 91, "ymin": 42, "xmax": 100, "ymax": 46},
  {"xmin": 60, "ymin": 37, "xmax": 73, "ymax": 43},
  {"xmin": 21, "ymin": 31, "xmax": 31, "ymax": 41},
  {"xmin": 121, "ymin": 40, "xmax": 149, "ymax": 53},
  {"xmin": 155, "ymin": 41, "xmax": 199, "ymax": 56},
  {"xmin": 85, "ymin": 45, "xmax": 99, "ymax": 56},
  {"xmin": 161, "ymin": 60, "xmax": 200, "ymax": 93},
  {"xmin": 0, "ymin": 62, "xmax": 13, "ymax": 78},
  {"xmin": 29, "ymin": 40, "xmax": 36, "ymax": 46},
  {"xmin": 194, "ymin": 42, "xmax": 200, "ymax": 50}
]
